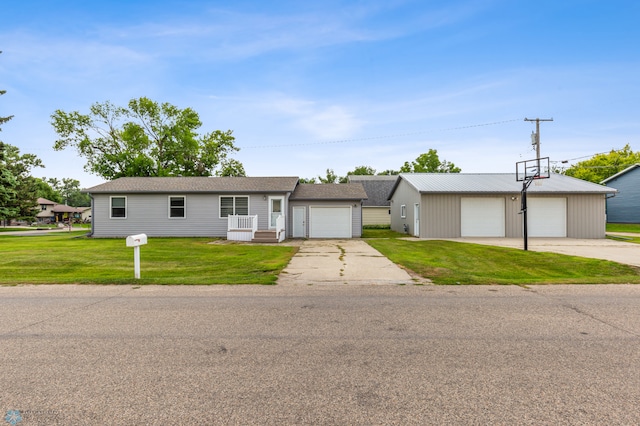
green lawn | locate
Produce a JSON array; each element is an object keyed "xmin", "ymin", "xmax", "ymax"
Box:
[
  {"xmin": 607, "ymin": 223, "xmax": 640, "ymax": 233},
  {"xmin": 366, "ymin": 238, "xmax": 640, "ymax": 285},
  {"xmin": 0, "ymin": 232, "xmax": 297, "ymax": 285}
]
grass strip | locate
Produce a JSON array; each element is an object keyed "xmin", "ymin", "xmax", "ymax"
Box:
[{"xmin": 366, "ymin": 239, "xmax": 640, "ymax": 285}]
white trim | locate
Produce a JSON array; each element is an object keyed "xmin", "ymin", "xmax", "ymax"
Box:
[
  {"xmin": 400, "ymin": 204, "xmax": 406, "ymax": 218},
  {"xmin": 110, "ymin": 196, "xmax": 127, "ymax": 219},
  {"xmin": 168, "ymin": 195, "xmax": 186, "ymax": 219}
]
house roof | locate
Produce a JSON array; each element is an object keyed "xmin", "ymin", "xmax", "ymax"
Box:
[
  {"xmin": 390, "ymin": 173, "xmax": 616, "ymax": 197},
  {"xmin": 83, "ymin": 176, "xmax": 300, "ymax": 194},
  {"xmin": 600, "ymin": 164, "xmax": 640, "ymax": 184},
  {"xmin": 51, "ymin": 204, "xmax": 84, "ymax": 213},
  {"xmin": 347, "ymin": 175, "xmax": 397, "ymax": 206},
  {"xmin": 37, "ymin": 197, "xmax": 57, "ymax": 205},
  {"xmin": 289, "ymin": 183, "xmax": 368, "ymax": 201}
]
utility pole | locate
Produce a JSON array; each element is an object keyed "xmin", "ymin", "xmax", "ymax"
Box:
[{"xmin": 524, "ymin": 117, "xmax": 553, "ymax": 159}]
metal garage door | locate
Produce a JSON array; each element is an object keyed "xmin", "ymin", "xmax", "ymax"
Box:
[
  {"xmin": 528, "ymin": 198, "xmax": 566, "ymax": 237},
  {"xmin": 309, "ymin": 207, "xmax": 351, "ymax": 238},
  {"xmin": 461, "ymin": 198, "xmax": 505, "ymax": 237}
]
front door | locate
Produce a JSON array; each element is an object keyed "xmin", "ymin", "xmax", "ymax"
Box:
[
  {"xmin": 292, "ymin": 206, "xmax": 306, "ymax": 238},
  {"xmin": 269, "ymin": 196, "xmax": 285, "ymax": 229}
]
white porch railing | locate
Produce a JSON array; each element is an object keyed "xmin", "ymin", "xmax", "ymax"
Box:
[
  {"xmin": 275, "ymin": 215, "xmax": 286, "ymax": 242},
  {"xmin": 227, "ymin": 215, "xmax": 258, "ymax": 242}
]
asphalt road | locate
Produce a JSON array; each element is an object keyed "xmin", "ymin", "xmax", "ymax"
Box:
[{"xmin": 1, "ymin": 284, "xmax": 639, "ymax": 425}]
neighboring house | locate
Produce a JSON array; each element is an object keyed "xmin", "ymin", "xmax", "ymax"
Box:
[
  {"xmin": 36, "ymin": 198, "xmax": 57, "ymax": 223},
  {"xmin": 35, "ymin": 198, "xmax": 85, "ymax": 223},
  {"xmin": 388, "ymin": 173, "xmax": 616, "ymax": 239},
  {"xmin": 83, "ymin": 177, "xmax": 367, "ymax": 240},
  {"xmin": 347, "ymin": 175, "xmax": 397, "ymax": 226},
  {"xmin": 601, "ymin": 164, "xmax": 640, "ymax": 223}
]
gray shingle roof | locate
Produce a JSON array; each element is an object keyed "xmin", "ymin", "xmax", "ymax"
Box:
[
  {"xmin": 392, "ymin": 173, "xmax": 615, "ymax": 196},
  {"xmin": 289, "ymin": 183, "xmax": 368, "ymax": 201},
  {"xmin": 347, "ymin": 175, "xmax": 397, "ymax": 206},
  {"xmin": 84, "ymin": 177, "xmax": 300, "ymax": 193}
]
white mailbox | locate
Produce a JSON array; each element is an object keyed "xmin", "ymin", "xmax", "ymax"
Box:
[
  {"xmin": 126, "ymin": 233, "xmax": 147, "ymax": 247},
  {"xmin": 126, "ymin": 234, "xmax": 147, "ymax": 279}
]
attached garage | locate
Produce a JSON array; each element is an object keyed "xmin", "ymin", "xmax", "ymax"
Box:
[
  {"xmin": 309, "ymin": 206, "xmax": 352, "ymax": 238},
  {"xmin": 288, "ymin": 183, "xmax": 367, "ymax": 239},
  {"xmin": 461, "ymin": 197, "xmax": 505, "ymax": 237},
  {"xmin": 527, "ymin": 197, "xmax": 567, "ymax": 237}
]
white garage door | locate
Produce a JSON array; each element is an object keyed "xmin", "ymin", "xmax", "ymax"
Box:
[
  {"xmin": 527, "ymin": 198, "xmax": 566, "ymax": 237},
  {"xmin": 309, "ymin": 207, "xmax": 351, "ymax": 238},
  {"xmin": 461, "ymin": 198, "xmax": 505, "ymax": 237}
]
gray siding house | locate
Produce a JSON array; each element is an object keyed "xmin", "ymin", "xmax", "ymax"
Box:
[
  {"xmin": 347, "ymin": 175, "xmax": 397, "ymax": 226},
  {"xmin": 601, "ymin": 164, "xmax": 640, "ymax": 223},
  {"xmin": 388, "ymin": 173, "xmax": 616, "ymax": 239},
  {"xmin": 84, "ymin": 177, "xmax": 367, "ymax": 240}
]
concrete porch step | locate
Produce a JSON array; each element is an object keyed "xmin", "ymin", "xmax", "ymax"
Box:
[{"xmin": 252, "ymin": 230, "xmax": 279, "ymax": 243}]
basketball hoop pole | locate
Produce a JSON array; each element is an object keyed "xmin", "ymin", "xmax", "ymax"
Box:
[{"xmin": 521, "ymin": 178, "xmax": 535, "ymax": 251}]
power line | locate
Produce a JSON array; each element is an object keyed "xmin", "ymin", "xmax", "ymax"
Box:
[{"xmin": 239, "ymin": 118, "xmax": 522, "ymax": 149}]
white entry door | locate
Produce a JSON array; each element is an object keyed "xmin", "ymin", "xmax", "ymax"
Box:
[
  {"xmin": 269, "ymin": 196, "xmax": 284, "ymax": 229},
  {"xmin": 292, "ymin": 206, "xmax": 306, "ymax": 238}
]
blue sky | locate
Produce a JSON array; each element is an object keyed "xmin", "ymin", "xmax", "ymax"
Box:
[{"xmin": 1, "ymin": 0, "xmax": 639, "ymax": 187}]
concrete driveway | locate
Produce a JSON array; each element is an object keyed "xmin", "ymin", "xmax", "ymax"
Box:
[
  {"xmin": 431, "ymin": 237, "xmax": 640, "ymax": 267},
  {"xmin": 277, "ymin": 239, "xmax": 427, "ymax": 285}
]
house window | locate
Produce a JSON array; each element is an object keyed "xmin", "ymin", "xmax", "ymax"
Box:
[
  {"xmin": 110, "ymin": 196, "xmax": 127, "ymax": 219},
  {"xmin": 220, "ymin": 196, "xmax": 249, "ymax": 217},
  {"xmin": 169, "ymin": 196, "xmax": 186, "ymax": 218},
  {"xmin": 400, "ymin": 204, "xmax": 406, "ymax": 218}
]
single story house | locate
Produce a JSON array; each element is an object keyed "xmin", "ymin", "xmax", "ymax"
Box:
[
  {"xmin": 388, "ymin": 173, "xmax": 616, "ymax": 239},
  {"xmin": 347, "ymin": 175, "xmax": 397, "ymax": 226},
  {"xmin": 601, "ymin": 164, "xmax": 640, "ymax": 223},
  {"xmin": 83, "ymin": 177, "xmax": 367, "ymax": 240}
]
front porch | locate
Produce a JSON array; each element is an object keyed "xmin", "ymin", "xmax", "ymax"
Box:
[{"xmin": 227, "ymin": 215, "xmax": 286, "ymax": 243}]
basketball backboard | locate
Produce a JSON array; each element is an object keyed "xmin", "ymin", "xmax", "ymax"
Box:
[{"xmin": 516, "ymin": 157, "xmax": 550, "ymax": 182}]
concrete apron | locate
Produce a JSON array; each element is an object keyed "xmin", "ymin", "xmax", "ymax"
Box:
[
  {"xmin": 277, "ymin": 239, "xmax": 425, "ymax": 286},
  {"xmin": 430, "ymin": 237, "xmax": 640, "ymax": 268}
]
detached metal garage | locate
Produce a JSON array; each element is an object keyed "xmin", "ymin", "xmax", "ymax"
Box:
[
  {"xmin": 388, "ymin": 173, "xmax": 616, "ymax": 239},
  {"xmin": 288, "ymin": 184, "xmax": 368, "ymax": 239}
]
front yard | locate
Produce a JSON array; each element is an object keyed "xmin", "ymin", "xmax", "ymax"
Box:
[
  {"xmin": 0, "ymin": 232, "xmax": 297, "ymax": 285},
  {"xmin": 2, "ymin": 228, "xmax": 640, "ymax": 285}
]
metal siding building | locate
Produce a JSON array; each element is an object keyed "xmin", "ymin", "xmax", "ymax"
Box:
[
  {"xmin": 389, "ymin": 173, "xmax": 615, "ymax": 239},
  {"xmin": 601, "ymin": 164, "xmax": 640, "ymax": 223}
]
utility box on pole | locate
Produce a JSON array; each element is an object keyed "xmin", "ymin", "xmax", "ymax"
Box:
[{"xmin": 126, "ymin": 234, "xmax": 147, "ymax": 279}]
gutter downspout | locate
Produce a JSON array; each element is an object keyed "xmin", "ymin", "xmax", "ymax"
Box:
[{"xmin": 87, "ymin": 193, "xmax": 94, "ymax": 237}]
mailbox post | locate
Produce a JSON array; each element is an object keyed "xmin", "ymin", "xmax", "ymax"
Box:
[{"xmin": 126, "ymin": 234, "xmax": 147, "ymax": 279}]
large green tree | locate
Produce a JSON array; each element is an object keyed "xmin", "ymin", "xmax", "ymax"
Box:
[
  {"xmin": 44, "ymin": 177, "xmax": 90, "ymax": 207},
  {"xmin": 51, "ymin": 97, "xmax": 243, "ymax": 180},
  {"xmin": 0, "ymin": 52, "xmax": 18, "ymax": 223},
  {"xmin": 563, "ymin": 144, "xmax": 640, "ymax": 183},
  {"xmin": 347, "ymin": 165, "xmax": 376, "ymax": 176},
  {"xmin": 400, "ymin": 149, "xmax": 461, "ymax": 173},
  {"xmin": 3, "ymin": 144, "xmax": 43, "ymax": 221}
]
